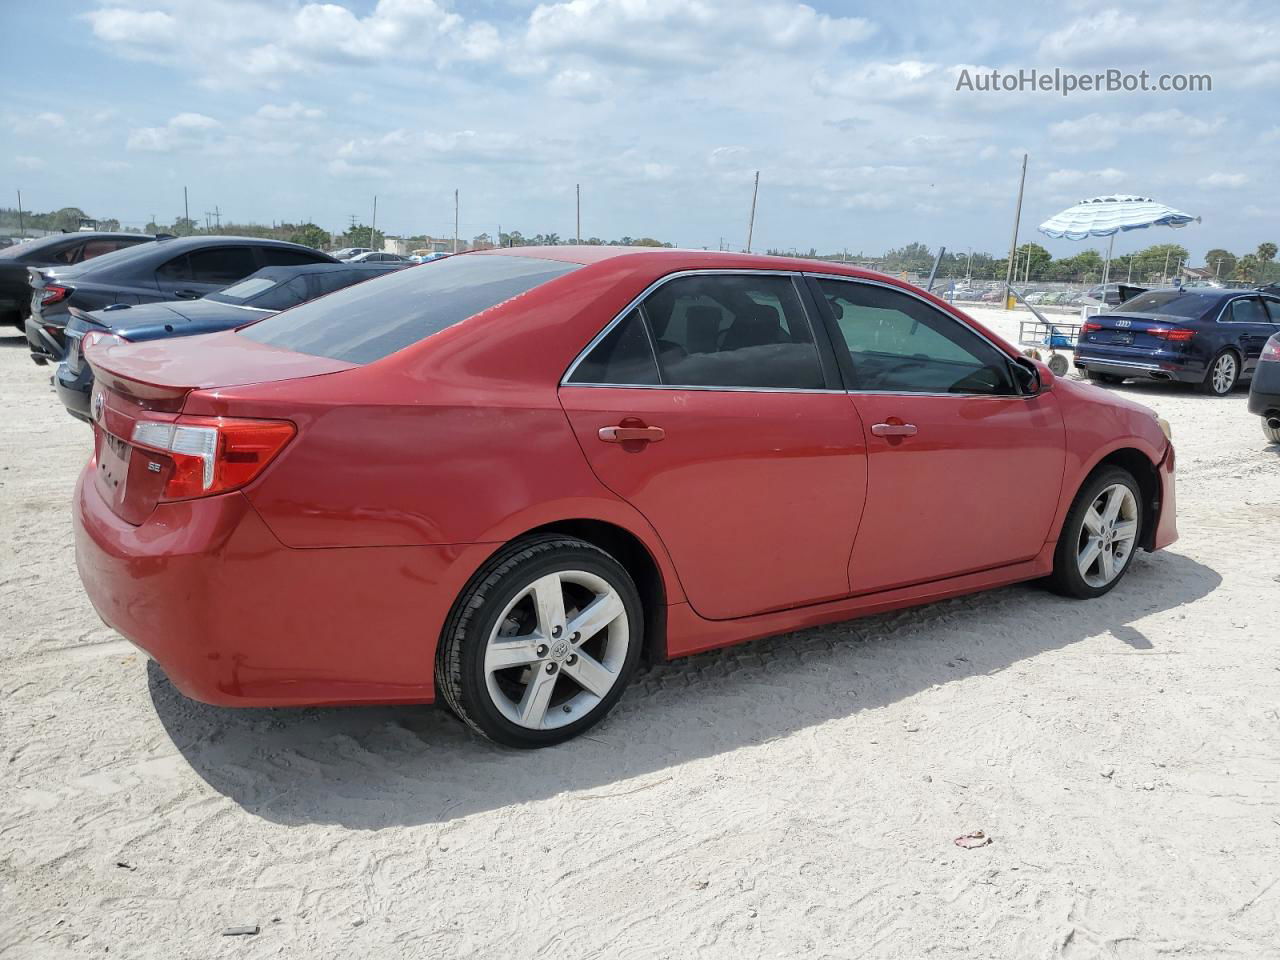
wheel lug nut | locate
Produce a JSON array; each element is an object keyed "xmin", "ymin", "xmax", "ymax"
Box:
[
  {"xmin": 567, "ymin": 654, "xmax": 578, "ymax": 666},
  {"xmin": 571, "ymin": 632, "xmax": 581, "ymax": 643},
  {"xmin": 536, "ymin": 644, "xmax": 548, "ymax": 657},
  {"xmin": 552, "ymin": 625, "xmax": 563, "ymax": 638},
  {"xmin": 545, "ymin": 662, "xmax": 557, "ymax": 674}
]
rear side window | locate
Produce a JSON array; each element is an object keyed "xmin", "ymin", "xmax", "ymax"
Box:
[
  {"xmin": 188, "ymin": 247, "xmax": 257, "ymax": 283},
  {"xmin": 567, "ymin": 309, "xmax": 659, "ymax": 385},
  {"xmin": 640, "ymin": 274, "xmax": 824, "ymax": 389},
  {"xmin": 240, "ymin": 255, "xmax": 579, "ymax": 363},
  {"xmin": 1228, "ymin": 297, "xmax": 1268, "ymax": 324}
]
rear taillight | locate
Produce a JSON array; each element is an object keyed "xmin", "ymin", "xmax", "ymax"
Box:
[
  {"xmin": 1148, "ymin": 326, "xmax": 1195, "ymax": 342},
  {"xmin": 130, "ymin": 415, "xmax": 295, "ymax": 500},
  {"xmin": 40, "ymin": 283, "xmax": 70, "ymax": 306},
  {"xmin": 1262, "ymin": 335, "xmax": 1280, "ymax": 362},
  {"xmin": 1082, "ymin": 321, "xmax": 1101, "ymax": 333}
]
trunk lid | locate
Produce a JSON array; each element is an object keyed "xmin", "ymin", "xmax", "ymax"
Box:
[
  {"xmin": 84, "ymin": 331, "xmax": 354, "ymax": 524},
  {"xmin": 1079, "ymin": 312, "xmax": 1196, "ymax": 351}
]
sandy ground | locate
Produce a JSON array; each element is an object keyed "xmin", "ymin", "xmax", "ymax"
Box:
[{"xmin": 2, "ymin": 310, "xmax": 1278, "ymax": 960}]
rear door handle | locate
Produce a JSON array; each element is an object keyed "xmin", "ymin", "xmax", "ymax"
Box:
[
  {"xmin": 598, "ymin": 424, "xmax": 665, "ymax": 443},
  {"xmin": 871, "ymin": 422, "xmax": 918, "ymax": 438}
]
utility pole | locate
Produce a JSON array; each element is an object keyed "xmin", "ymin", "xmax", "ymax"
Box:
[
  {"xmin": 183, "ymin": 186, "xmax": 189, "ymax": 235},
  {"xmin": 1024, "ymin": 245, "xmax": 1031, "ymax": 284},
  {"xmin": 1163, "ymin": 249, "xmax": 1173, "ymax": 283},
  {"xmin": 453, "ymin": 189, "xmax": 459, "ymax": 254},
  {"xmin": 1003, "ymin": 153, "xmax": 1028, "ymax": 309},
  {"xmin": 575, "ymin": 183, "xmax": 581, "ymax": 244},
  {"xmin": 16, "ymin": 190, "xmax": 24, "ymax": 238},
  {"xmin": 370, "ymin": 195, "xmax": 377, "ymax": 249},
  {"xmin": 965, "ymin": 247, "xmax": 973, "ymax": 281},
  {"xmin": 745, "ymin": 171, "xmax": 760, "ymax": 254}
]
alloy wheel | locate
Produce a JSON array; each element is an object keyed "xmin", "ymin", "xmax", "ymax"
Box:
[
  {"xmin": 1076, "ymin": 483, "xmax": 1139, "ymax": 588},
  {"xmin": 483, "ymin": 569, "xmax": 630, "ymax": 731},
  {"xmin": 1211, "ymin": 353, "xmax": 1238, "ymax": 395}
]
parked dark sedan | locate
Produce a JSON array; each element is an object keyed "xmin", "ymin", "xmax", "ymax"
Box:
[
  {"xmin": 1, "ymin": 232, "xmax": 157, "ymax": 327},
  {"xmin": 54, "ymin": 261, "xmax": 404, "ymax": 422},
  {"xmin": 24, "ymin": 235, "xmax": 336, "ymax": 364},
  {"xmin": 1248, "ymin": 332, "xmax": 1280, "ymax": 443},
  {"xmin": 1074, "ymin": 287, "xmax": 1280, "ymax": 395}
]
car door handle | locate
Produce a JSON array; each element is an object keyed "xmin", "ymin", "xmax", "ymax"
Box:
[
  {"xmin": 598, "ymin": 424, "xmax": 665, "ymax": 443},
  {"xmin": 871, "ymin": 422, "xmax": 918, "ymax": 438},
  {"xmin": 174, "ymin": 289, "xmax": 202, "ymax": 299}
]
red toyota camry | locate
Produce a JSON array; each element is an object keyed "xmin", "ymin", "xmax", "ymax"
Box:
[{"xmin": 75, "ymin": 248, "xmax": 1177, "ymax": 747}]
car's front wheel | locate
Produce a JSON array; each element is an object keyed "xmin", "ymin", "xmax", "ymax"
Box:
[
  {"xmin": 437, "ymin": 535, "xmax": 644, "ymax": 748},
  {"xmin": 1048, "ymin": 466, "xmax": 1143, "ymax": 599}
]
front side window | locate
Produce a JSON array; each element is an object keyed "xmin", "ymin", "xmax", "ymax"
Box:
[
  {"xmin": 640, "ymin": 274, "xmax": 824, "ymax": 389},
  {"xmin": 241, "ymin": 254, "xmax": 579, "ymax": 363},
  {"xmin": 819, "ymin": 279, "xmax": 1015, "ymax": 395}
]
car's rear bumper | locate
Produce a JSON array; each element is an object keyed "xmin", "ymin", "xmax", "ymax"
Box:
[
  {"xmin": 24, "ymin": 314, "xmax": 63, "ymax": 365},
  {"xmin": 74, "ymin": 463, "xmax": 497, "ymax": 707},
  {"xmin": 1073, "ymin": 347, "xmax": 1203, "ymax": 384},
  {"xmin": 1247, "ymin": 363, "xmax": 1280, "ymax": 417},
  {"xmin": 55, "ymin": 360, "xmax": 93, "ymax": 422}
]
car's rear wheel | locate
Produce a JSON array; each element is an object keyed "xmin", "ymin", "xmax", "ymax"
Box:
[
  {"xmin": 437, "ymin": 535, "xmax": 644, "ymax": 748},
  {"xmin": 1200, "ymin": 350, "xmax": 1239, "ymax": 396},
  {"xmin": 1048, "ymin": 467, "xmax": 1143, "ymax": 599},
  {"xmin": 1263, "ymin": 416, "xmax": 1280, "ymax": 445},
  {"xmin": 1087, "ymin": 371, "xmax": 1124, "ymax": 385}
]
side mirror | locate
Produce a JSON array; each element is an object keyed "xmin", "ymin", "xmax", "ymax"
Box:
[{"xmin": 1012, "ymin": 355, "xmax": 1054, "ymax": 394}]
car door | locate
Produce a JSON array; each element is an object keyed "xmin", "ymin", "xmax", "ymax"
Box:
[
  {"xmin": 558, "ymin": 271, "xmax": 868, "ymax": 621},
  {"xmin": 1223, "ymin": 296, "xmax": 1277, "ymax": 375},
  {"xmin": 810, "ymin": 276, "xmax": 1066, "ymax": 595}
]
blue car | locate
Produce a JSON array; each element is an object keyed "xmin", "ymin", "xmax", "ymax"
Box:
[
  {"xmin": 1073, "ymin": 287, "xmax": 1280, "ymax": 396},
  {"xmin": 55, "ymin": 261, "xmax": 404, "ymax": 422}
]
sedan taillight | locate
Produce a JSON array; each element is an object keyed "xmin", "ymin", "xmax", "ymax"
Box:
[
  {"xmin": 1262, "ymin": 335, "xmax": 1280, "ymax": 363},
  {"xmin": 130, "ymin": 416, "xmax": 295, "ymax": 500},
  {"xmin": 1148, "ymin": 326, "xmax": 1195, "ymax": 342},
  {"xmin": 39, "ymin": 283, "xmax": 71, "ymax": 306}
]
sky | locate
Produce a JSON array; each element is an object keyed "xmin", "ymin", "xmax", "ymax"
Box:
[{"xmin": 1, "ymin": 0, "xmax": 1275, "ymax": 262}]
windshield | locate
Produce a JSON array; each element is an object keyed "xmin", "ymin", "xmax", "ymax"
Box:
[
  {"xmin": 207, "ymin": 276, "xmax": 276, "ymax": 303},
  {"xmin": 240, "ymin": 255, "xmax": 580, "ymax": 363},
  {"xmin": 1107, "ymin": 291, "xmax": 1214, "ymax": 319}
]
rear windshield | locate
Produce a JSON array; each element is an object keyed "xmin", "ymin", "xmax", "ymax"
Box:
[
  {"xmin": 0, "ymin": 235, "xmax": 69, "ymax": 260},
  {"xmin": 1107, "ymin": 291, "xmax": 1213, "ymax": 319},
  {"xmin": 208, "ymin": 276, "xmax": 277, "ymax": 303},
  {"xmin": 239, "ymin": 255, "xmax": 580, "ymax": 363}
]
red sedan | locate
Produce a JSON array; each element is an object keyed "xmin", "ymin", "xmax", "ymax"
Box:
[{"xmin": 75, "ymin": 248, "xmax": 1177, "ymax": 747}]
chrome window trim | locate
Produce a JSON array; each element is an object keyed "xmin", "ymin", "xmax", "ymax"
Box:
[{"xmin": 560, "ymin": 268, "xmax": 833, "ymax": 393}]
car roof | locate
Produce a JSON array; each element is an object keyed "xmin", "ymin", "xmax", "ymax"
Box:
[{"xmin": 474, "ymin": 244, "xmax": 892, "ymax": 279}]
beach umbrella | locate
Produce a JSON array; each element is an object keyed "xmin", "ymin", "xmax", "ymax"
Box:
[{"xmin": 1038, "ymin": 194, "xmax": 1200, "ymax": 286}]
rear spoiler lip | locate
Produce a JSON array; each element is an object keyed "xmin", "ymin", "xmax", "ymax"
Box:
[{"xmin": 82, "ymin": 335, "xmax": 191, "ymax": 411}]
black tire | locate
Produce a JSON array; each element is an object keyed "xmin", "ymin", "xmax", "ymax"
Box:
[
  {"xmin": 1199, "ymin": 349, "xmax": 1240, "ymax": 396},
  {"xmin": 436, "ymin": 534, "xmax": 644, "ymax": 748},
  {"xmin": 1087, "ymin": 371, "xmax": 1124, "ymax": 385},
  {"xmin": 1047, "ymin": 466, "xmax": 1144, "ymax": 599}
]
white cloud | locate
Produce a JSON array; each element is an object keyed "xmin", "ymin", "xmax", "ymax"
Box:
[
  {"xmin": 1049, "ymin": 110, "xmax": 1223, "ymax": 151},
  {"xmin": 1046, "ymin": 167, "xmax": 1126, "ymax": 187},
  {"xmin": 255, "ymin": 102, "xmax": 325, "ymax": 122},
  {"xmin": 526, "ymin": 0, "xmax": 874, "ymax": 71},
  {"xmin": 35, "ymin": 112, "xmax": 66, "ymax": 128},
  {"xmin": 1200, "ymin": 172, "xmax": 1249, "ymax": 188},
  {"xmin": 126, "ymin": 112, "xmax": 219, "ymax": 152},
  {"xmin": 14, "ymin": 155, "xmax": 45, "ymax": 170}
]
